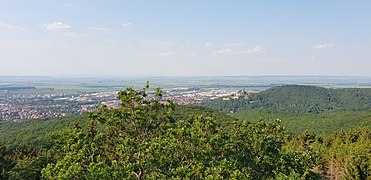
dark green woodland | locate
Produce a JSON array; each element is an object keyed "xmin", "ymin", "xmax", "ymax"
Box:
[
  {"xmin": 204, "ymin": 85, "xmax": 371, "ymax": 113},
  {"xmin": 0, "ymin": 84, "xmax": 370, "ymax": 179}
]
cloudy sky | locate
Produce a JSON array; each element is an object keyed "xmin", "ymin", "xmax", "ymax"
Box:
[{"xmin": 0, "ymin": 0, "xmax": 370, "ymax": 76}]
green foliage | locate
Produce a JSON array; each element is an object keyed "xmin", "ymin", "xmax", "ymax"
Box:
[
  {"xmin": 203, "ymin": 97, "xmax": 247, "ymax": 113},
  {"xmin": 0, "ymin": 99, "xmax": 233, "ymax": 151},
  {"xmin": 172, "ymin": 105, "xmax": 239, "ymax": 128},
  {"xmin": 0, "ymin": 143, "xmax": 8, "ymax": 178},
  {"xmin": 0, "ymin": 115, "xmax": 88, "ymax": 150},
  {"xmin": 7, "ymin": 146, "xmax": 50, "ymax": 179},
  {"xmin": 233, "ymin": 109, "xmax": 371, "ymax": 134},
  {"xmin": 285, "ymin": 129, "xmax": 371, "ymax": 180},
  {"xmin": 0, "ymin": 83, "xmax": 369, "ymax": 179},
  {"xmin": 0, "ymin": 144, "xmax": 50, "ymax": 179},
  {"xmin": 204, "ymin": 85, "xmax": 371, "ymax": 114},
  {"xmin": 41, "ymin": 84, "xmax": 316, "ymax": 179}
]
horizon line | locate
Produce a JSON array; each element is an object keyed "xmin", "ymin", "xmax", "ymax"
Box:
[{"xmin": 1, "ymin": 75, "xmax": 371, "ymax": 79}]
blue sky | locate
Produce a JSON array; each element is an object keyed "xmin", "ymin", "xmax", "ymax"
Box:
[{"xmin": 0, "ymin": 0, "xmax": 370, "ymax": 76}]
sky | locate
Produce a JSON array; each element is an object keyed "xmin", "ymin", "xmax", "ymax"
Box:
[{"xmin": 0, "ymin": 0, "xmax": 370, "ymax": 76}]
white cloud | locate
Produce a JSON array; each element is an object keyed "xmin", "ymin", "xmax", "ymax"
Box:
[
  {"xmin": 45, "ymin": 22, "xmax": 71, "ymax": 31},
  {"xmin": 205, "ymin": 42, "xmax": 214, "ymax": 48},
  {"xmin": 225, "ymin": 43, "xmax": 244, "ymax": 47},
  {"xmin": 62, "ymin": 32, "xmax": 89, "ymax": 38},
  {"xmin": 43, "ymin": 22, "xmax": 88, "ymax": 38},
  {"xmin": 61, "ymin": 2, "xmax": 74, "ymax": 8},
  {"xmin": 212, "ymin": 45, "xmax": 266, "ymax": 55},
  {"xmin": 0, "ymin": 39, "xmax": 49, "ymax": 49},
  {"xmin": 122, "ymin": 22, "xmax": 133, "ymax": 27},
  {"xmin": 0, "ymin": 22, "xmax": 14, "ymax": 30},
  {"xmin": 312, "ymin": 43, "xmax": 334, "ymax": 49},
  {"xmin": 156, "ymin": 51, "xmax": 177, "ymax": 57},
  {"xmin": 89, "ymin": 27, "xmax": 111, "ymax": 32},
  {"xmin": 138, "ymin": 38, "xmax": 176, "ymax": 49},
  {"xmin": 212, "ymin": 48, "xmax": 232, "ymax": 55},
  {"xmin": 244, "ymin": 45, "xmax": 266, "ymax": 54},
  {"xmin": 0, "ymin": 22, "xmax": 19, "ymax": 31}
]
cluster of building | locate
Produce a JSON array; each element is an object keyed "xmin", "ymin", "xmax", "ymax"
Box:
[
  {"xmin": 0, "ymin": 88, "xmax": 243, "ymax": 122},
  {"xmin": 0, "ymin": 93, "xmax": 69, "ymax": 121},
  {"xmin": 222, "ymin": 89, "xmax": 249, "ymax": 100},
  {"xmin": 163, "ymin": 89, "xmax": 237, "ymax": 105},
  {"xmin": 0, "ymin": 105, "xmax": 67, "ymax": 121},
  {"xmin": 0, "ymin": 92, "xmax": 117, "ymax": 121}
]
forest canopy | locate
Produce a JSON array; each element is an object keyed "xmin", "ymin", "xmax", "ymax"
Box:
[
  {"xmin": 204, "ymin": 85, "xmax": 371, "ymax": 114},
  {"xmin": 0, "ymin": 83, "xmax": 369, "ymax": 179}
]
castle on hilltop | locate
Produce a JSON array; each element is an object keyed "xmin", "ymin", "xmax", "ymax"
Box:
[{"xmin": 223, "ymin": 89, "xmax": 249, "ymax": 100}]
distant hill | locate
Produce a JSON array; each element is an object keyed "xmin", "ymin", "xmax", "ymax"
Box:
[{"xmin": 204, "ymin": 85, "xmax": 371, "ymax": 114}]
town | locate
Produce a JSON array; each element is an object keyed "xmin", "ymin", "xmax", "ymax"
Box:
[
  {"xmin": 2, "ymin": 75, "xmax": 369, "ymax": 122},
  {"xmin": 0, "ymin": 87, "xmax": 246, "ymax": 122}
]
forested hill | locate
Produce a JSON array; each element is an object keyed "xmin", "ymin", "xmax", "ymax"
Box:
[
  {"xmin": 0, "ymin": 84, "xmax": 369, "ymax": 179},
  {"xmin": 204, "ymin": 85, "xmax": 371, "ymax": 113}
]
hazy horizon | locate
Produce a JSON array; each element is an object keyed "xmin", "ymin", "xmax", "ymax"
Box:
[
  {"xmin": 1, "ymin": 1, "xmax": 370, "ymax": 76},
  {"xmin": 1, "ymin": 75, "xmax": 371, "ymax": 78}
]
